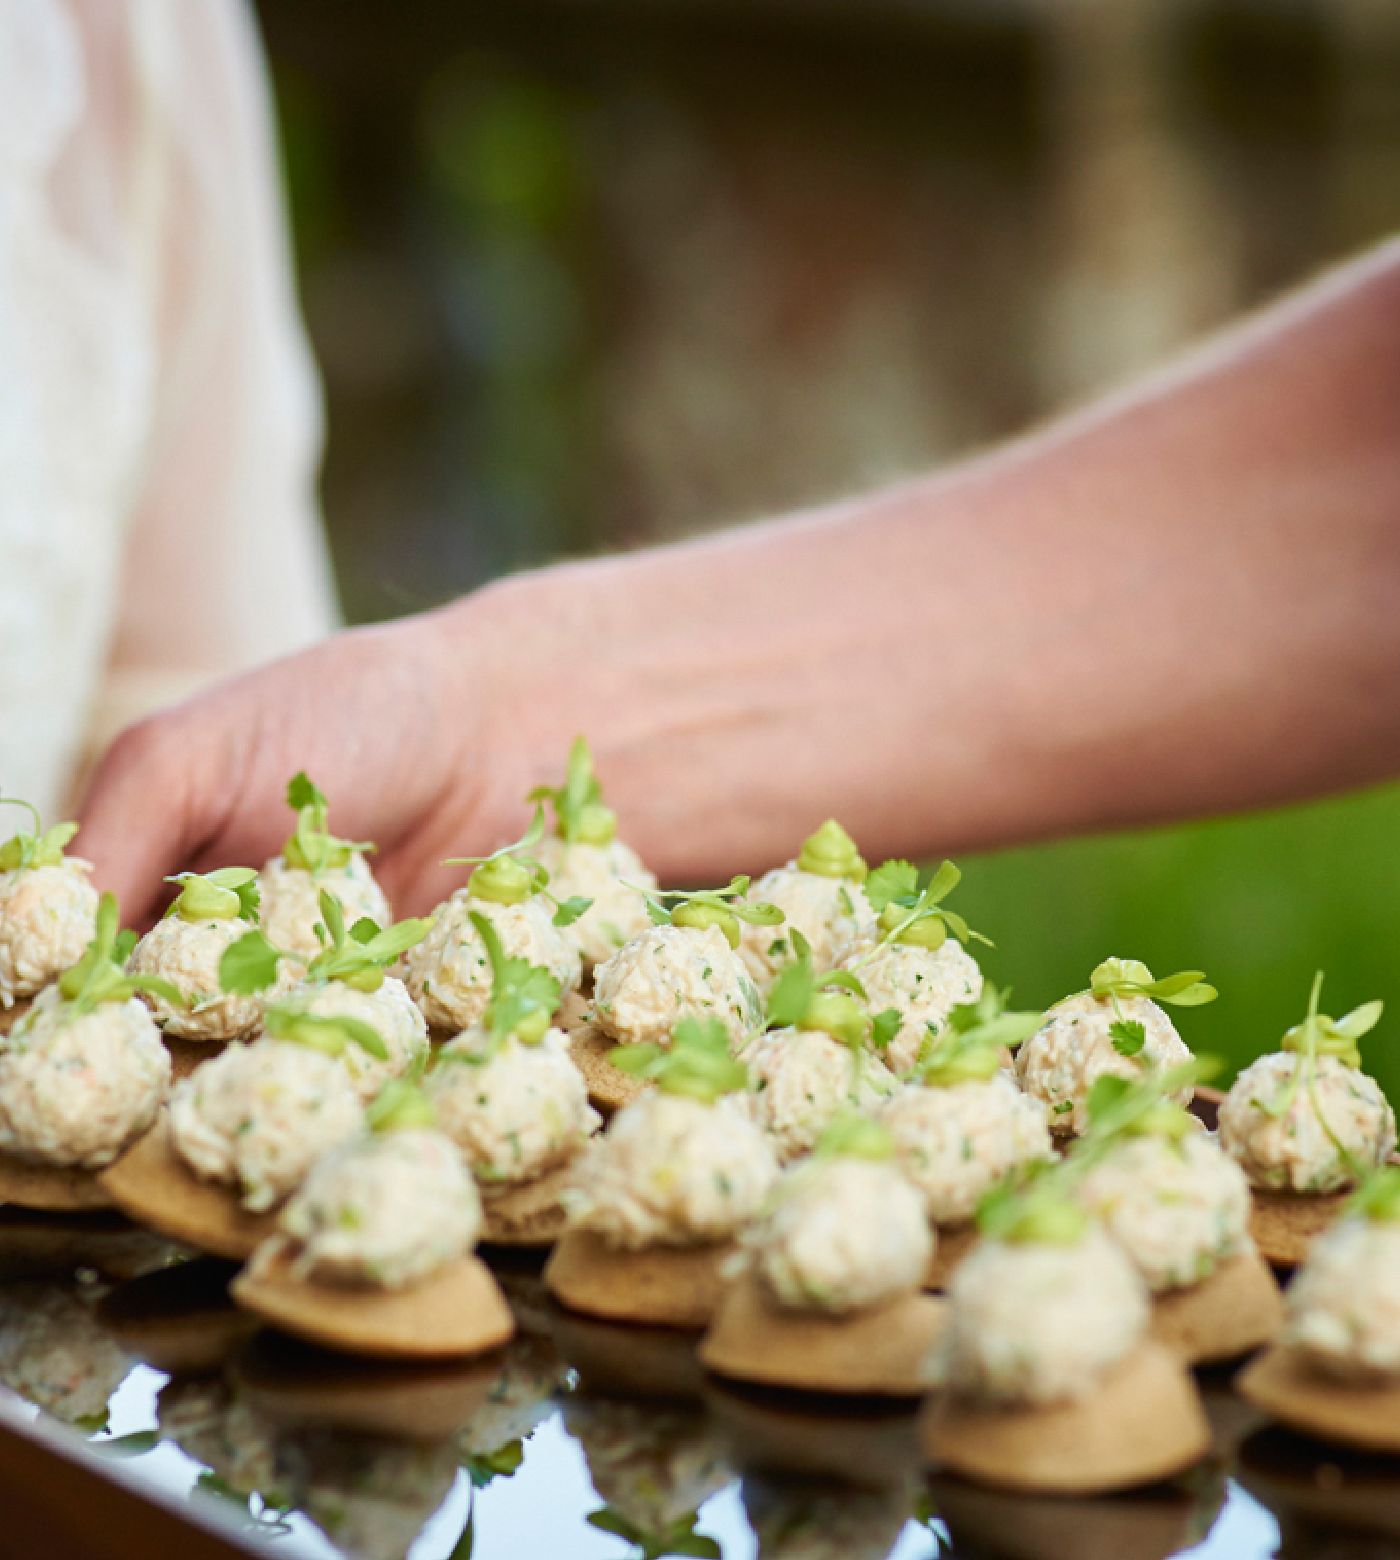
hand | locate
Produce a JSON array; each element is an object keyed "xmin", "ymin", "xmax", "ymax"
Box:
[{"xmin": 77, "ymin": 590, "xmax": 539, "ymax": 926}]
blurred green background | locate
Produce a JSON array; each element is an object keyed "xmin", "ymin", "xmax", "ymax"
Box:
[{"xmin": 254, "ymin": 0, "xmax": 1400, "ymax": 1093}]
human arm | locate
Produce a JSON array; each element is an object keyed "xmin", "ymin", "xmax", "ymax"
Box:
[{"xmin": 79, "ymin": 238, "xmax": 1400, "ymax": 921}]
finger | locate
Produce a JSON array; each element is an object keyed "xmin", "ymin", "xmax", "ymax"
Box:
[{"xmin": 76, "ymin": 708, "xmax": 233, "ymax": 926}]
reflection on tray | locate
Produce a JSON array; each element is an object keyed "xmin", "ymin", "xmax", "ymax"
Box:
[{"xmin": 0, "ymin": 1214, "xmax": 1343, "ymax": 1560}]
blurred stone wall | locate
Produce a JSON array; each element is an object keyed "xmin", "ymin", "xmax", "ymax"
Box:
[{"xmin": 255, "ymin": 0, "xmax": 1400, "ymax": 623}]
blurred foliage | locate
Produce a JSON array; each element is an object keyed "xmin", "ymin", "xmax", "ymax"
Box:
[{"xmin": 258, "ymin": 0, "xmax": 1400, "ymax": 1095}]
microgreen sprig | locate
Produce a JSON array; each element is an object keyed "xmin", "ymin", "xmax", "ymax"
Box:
[
  {"xmin": 1257, "ymin": 974, "xmax": 1384, "ymax": 1187},
  {"xmin": 527, "ymin": 736, "xmax": 618, "ymax": 846},
  {"xmin": 1088, "ymin": 958, "xmax": 1218, "ymax": 1009},
  {"xmin": 1074, "ymin": 1059, "xmax": 1220, "ymax": 1162},
  {"xmin": 913, "ymin": 985, "xmax": 1043, "ymax": 1088},
  {"xmin": 470, "ymin": 910, "xmax": 560, "ymax": 1046},
  {"xmin": 443, "ymin": 805, "xmax": 592, "ymax": 927},
  {"xmin": 859, "ymin": 858, "xmax": 991, "ymax": 956},
  {"xmin": 633, "ymin": 875, "xmax": 784, "ymax": 951},
  {"xmin": 262, "ymin": 1003, "xmax": 388, "ymax": 1061},
  {"xmin": 51, "ymin": 893, "xmax": 186, "ymax": 1018},
  {"xmin": 0, "ymin": 797, "xmax": 79, "ymax": 873},
  {"xmin": 281, "ymin": 773, "xmax": 374, "ymax": 876},
  {"xmin": 163, "ymin": 868, "xmax": 260, "ymax": 925},
  {"xmin": 765, "ymin": 929, "xmax": 872, "ymax": 1047},
  {"xmin": 1348, "ymin": 1167, "xmax": 1400, "ymax": 1224},
  {"xmin": 975, "ymin": 1160, "xmax": 1091, "ymax": 1246},
  {"xmin": 366, "ymin": 1079, "xmax": 436, "ymax": 1133},
  {"xmin": 795, "ymin": 820, "xmax": 867, "ymax": 882},
  {"xmin": 219, "ymin": 890, "xmax": 432, "ymax": 998},
  {"xmin": 1077, "ymin": 957, "xmax": 1217, "ymax": 1061},
  {"xmin": 812, "ymin": 1110, "xmax": 894, "ymax": 1162},
  {"xmin": 609, "ymin": 1015, "xmax": 749, "ymax": 1102}
]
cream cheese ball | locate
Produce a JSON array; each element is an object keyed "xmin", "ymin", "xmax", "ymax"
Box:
[
  {"xmin": 879, "ymin": 1073, "xmax": 1052, "ymax": 1226},
  {"xmin": 1017, "ymin": 991, "xmax": 1192, "ymax": 1136},
  {"xmin": 533, "ymin": 833, "xmax": 656, "ymax": 970},
  {"xmin": 1076, "ymin": 1132, "xmax": 1252, "ymax": 1292},
  {"xmin": 592, "ymin": 923, "xmax": 762, "ymax": 1051},
  {"xmin": 0, "ymin": 860, "xmax": 98, "ymax": 1007},
  {"xmin": 428, "ymin": 1027, "xmax": 599, "ymax": 1185},
  {"xmin": 287, "ymin": 977, "xmax": 428, "ymax": 1103},
  {"xmin": 842, "ymin": 939, "xmax": 983, "ymax": 1076},
  {"xmin": 563, "ymin": 1091, "xmax": 779, "ymax": 1249},
  {"xmin": 257, "ymin": 851, "xmax": 391, "ymax": 964},
  {"xmin": 168, "ymin": 1038, "xmax": 363, "ymax": 1211},
  {"xmin": 402, "ymin": 890, "xmax": 580, "ymax": 1032},
  {"xmin": 127, "ymin": 915, "xmax": 266, "ymax": 1042},
  {"xmin": 0, "ymin": 986, "xmax": 170, "ymax": 1169},
  {"xmin": 754, "ymin": 1155, "xmax": 931, "ymax": 1314},
  {"xmin": 740, "ymin": 1027, "xmax": 897, "ymax": 1163},
  {"xmin": 1285, "ymin": 1214, "xmax": 1400, "ymax": 1381},
  {"xmin": 274, "ymin": 1127, "xmax": 481, "ymax": 1289},
  {"xmin": 737, "ymin": 870, "xmax": 876, "ymax": 996},
  {"xmin": 0, "ymin": 1285, "xmax": 133, "ymax": 1427},
  {"xmin": 943, "ymin": 1227, "xmax": 1149, "ymax": 1405},
  {"xmin": 1218, "ymin": 1052, "xmax": 1396, "ymax": 1194}
]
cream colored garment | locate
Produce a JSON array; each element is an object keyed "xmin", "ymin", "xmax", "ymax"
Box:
[{"xmin": 0, "ymin": 0, "xmax": 336, "ymax": 822}]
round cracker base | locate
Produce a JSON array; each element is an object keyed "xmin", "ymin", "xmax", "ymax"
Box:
[
  {"xmin": 1150, "ymin": 1247, "xmax": 1283, "ymax": 1366},
  {"xmin": 0, "ymin": 1153, "xmax": 113, "ymax": 1212},
  {"xmin": 544, "ymin": 1230, "xmax": 733, "ymax": 1329},
  {"xmin": 699, "ymin": 1273, "xmax": 947, "ymax": 1398},
  {"xmin": 549, "ymin": 1305, "xmax": 706, "ymax": 1400},
  {"xmin": 231, "ymin": 1241, "xmax": 515, "ymax": 1360},
  {"xmin": 480, "ymin": 1162, "xmax": 573, "ymax": 1249},
  {"xmin": 924, "ymin": 1224, "xmax": 979, "ymax": 1291},
  {"xmin": 231, "ymin": 1330, "xmax": 504, "ymax": 1438},
  {"xmin": 567, "ymin": 1026, "xmax": 646, "ymax": 1115},
  {"xmin": 164, "ymin": 1036, "xmax": 223, "ymax": 1082},
  {"xmin": 1237, "ymin": 1343, "xmax": 1400, "ymax": 1455},
  {"xmin": 98, "ymin": 1113, "xmax": 279, "ymax": 1261},
  {"xmin": 1249, "ymin": 1189, "xmax": 1350, "ymax": 1269},
  {"xmin": 98, "ymin": 1257, "xmax": 253, "ymax": 1376},
  {"xmin": 922, "ymin": 1342, "xmax": 1210, "ymax": 1495}
]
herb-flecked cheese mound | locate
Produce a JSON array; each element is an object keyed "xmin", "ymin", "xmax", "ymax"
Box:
[
  {"xmin": 169, "ymin": 1038, "xmax": 363, "ymax": 1211},
  {"xmin": 563, "ymin": 1092, "xmax": 779, "ymax": 1249},
  {"xmin": 274, "ymin": 1127, "xmax": 481, "ymax": 1289},
  {"xmin": 428, "ymin": 1026, "xmax": 599, "ymax": 1184},
  {"xmin": 752, "ymin": 1156, "xmax": 931, "ymax": 1314},
  {"xmin": 0, "ymin": 859, "xmax": 98, "ymax": 1006},
  {"xmin": 879, "ymin": 1073, "xmax": 1052, "ymax": 1226},
  {"xmin": 591, "ymin": 923, "xmax": 761, "ymax": 1051},
  {"xmin": 0, "ymin": 986, "xmax": 169, "ymax": 1168},
  {"xmin": 1286, "ymin": 1215, "xmax": 1400, "ymax": 1381},
  {"xmin": 257, "ymin": 851, "xmax": 391, "ymax": 964},
  {"xmin": 533, "ymin": 835, "xmax": 656, "ymax": 970},
  {"xmin": 843, "ymin": 940, "xmax": 983, "ymax": 1075},
  {"xmin": 1218, "ymin": 1052, "xmax": 1396, "ymax": 1194},
  {"xmin": 402, "ymin": 890, "xmax": 580, "ymax": 1033},
  {"xmin": 1016, "ymin": 991, "xmax": 1192, "ymax": 1135},
  {"xmin": 736, "ymin": 863, "xmax": 877, "ymax": 995},
  {"xmin": 942, "ymin": 1227, "xmax": 1149, "ymax": 1405},
  {"xmin": 1075, "ymin": 1131, "xmax": 1252, "ymax": 1292},
  {"xmin": 739, "ymin": 1026, "xmax": 897, "ymax": 1163}
]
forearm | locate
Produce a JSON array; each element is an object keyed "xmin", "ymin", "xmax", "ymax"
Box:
[{"xmin": 470, "ymin": 240, "xmax": 1400, "ymax": 879}]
